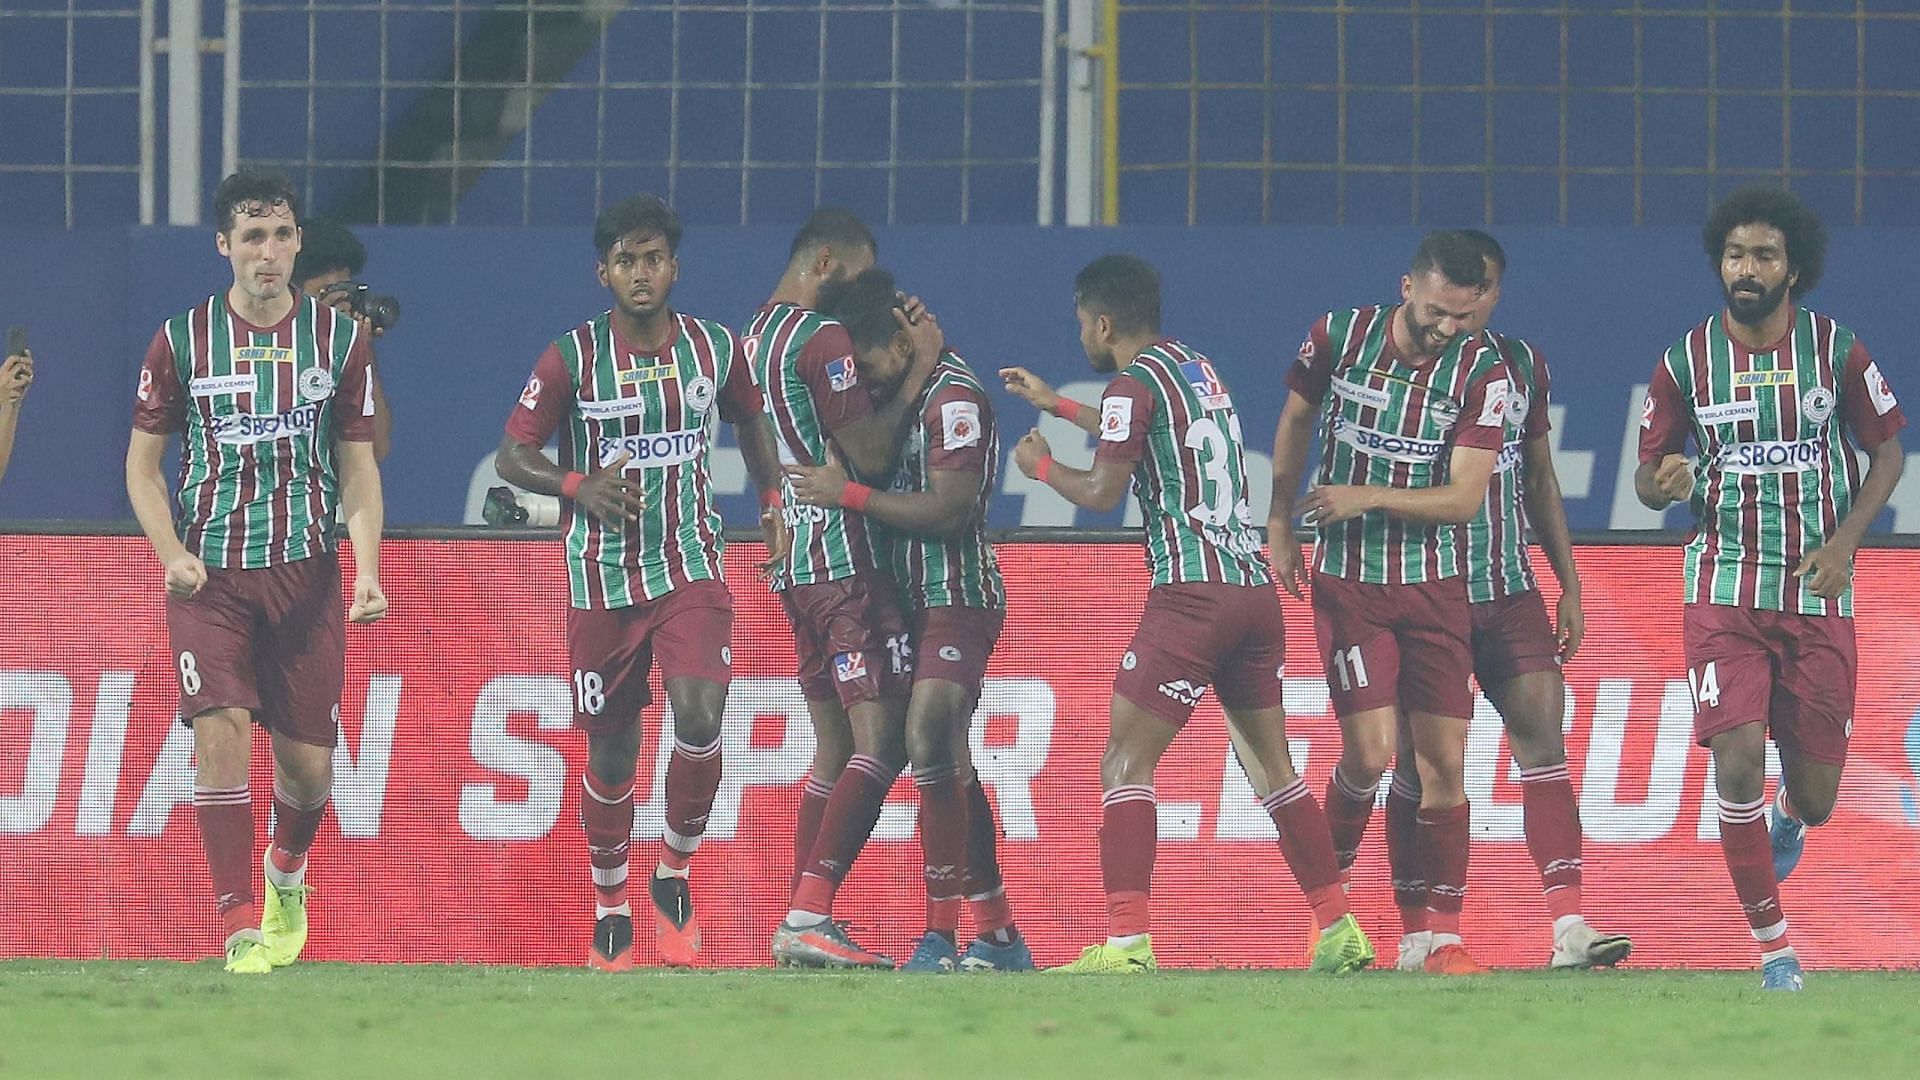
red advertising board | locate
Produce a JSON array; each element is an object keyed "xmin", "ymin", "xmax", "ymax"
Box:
[{"xmin": 3, "ymin": 536, "xmax": 1918, "ymax": 969}]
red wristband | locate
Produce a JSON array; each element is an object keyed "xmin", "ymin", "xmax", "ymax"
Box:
[
  {"xmin": 1035, "ymin": 456, "xmax": 1054, "ymax": 484},
  {"xmin": 841, "ymin": 482, "xmax": 875, "ymax": 513},
  {"xmin": 560, "ymin": 472, "xmax": 586, "ymax": 500},
  {"xmin": 1055, "ymin": 398, "xmax": 1084, "ymax": 423},
  {"xmin": 761, "ymin": 488, "xmax": 783, "ymax": 510}
]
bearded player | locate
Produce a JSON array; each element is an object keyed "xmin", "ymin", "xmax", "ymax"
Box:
[
  {"xmin": 1006, "ymin": 254, "xmax": 1372, "ymax": 974},
  {"xmin": 786, "ymin": 268, "xmax": 1032, "ymax": 972},
  {"xmin": 1637, "ymin": 188, "xmax": 1904, "ymax": 991},
  {"xmin": 498, "ymin": 194, "xmax": 786, "ymax": 970}
]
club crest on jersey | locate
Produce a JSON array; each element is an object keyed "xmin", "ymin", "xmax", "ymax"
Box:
[
  {"xmin": 827, "ymin": 356, "xmax": 859, "ymax": 392},
  {"xmin": 1428, "ymin": 395, "xmax": 1463, "ymax": 428},
  {"xmin": 686, "ymin": 375, "xmax": 716, "ymax": 413},
  {"xmin": 942, "ymin": 400, "xmax": 982, "ymax": 449},
  {"xmin": 1504, "ymin": 388, "xmax": 1529, "ymax": 427},
  {"xmin": 1800, "ymin": 386, "xmax": 1836, "ymax": 425},
  {"xmin": 1178, "ymin": 358, "xmax": 1231, "ymax": 411},
  {"xmin": 297, "ymin": 366, "xmax": 336, "ymax": 403},
  {"xmin": 1100, "ymin": 397, "xmax": 1133, "ymax": 442},
  {"xmin": 833, "ymin": 651, "xmax": 868, "ymax": 683}
]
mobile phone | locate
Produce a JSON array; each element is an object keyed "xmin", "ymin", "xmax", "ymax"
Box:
[{"xmin": 5, "ymin": 326, "xmax": 24, "ymax": 358}]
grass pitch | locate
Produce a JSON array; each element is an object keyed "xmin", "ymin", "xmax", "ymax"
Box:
[{"xmin": 3, "ymin": 962, "xmax": 1916, "ymax": 1078}]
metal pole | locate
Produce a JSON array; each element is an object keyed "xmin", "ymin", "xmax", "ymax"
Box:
[
  {"xmin": 222, "ymin": 0, "xmax": 239, "ymax": 181},
  {"xmin": 1037, "ymin": 0, "xmax": 1059, "ymax": 225},
  {"xmin": 1064, "ymin": 0, "xmax": 1094, "ymax": 225},
  {"xmin": 1099, "ymin": 0, "xmax": 1117, "ymax": 225},
  {"xmin": 139, "ymin": 0, "xmax": 156, "ymax": 225},
  {"xmin": 167, "ymin": 0, "xmax": 203, "ymax": 224}
]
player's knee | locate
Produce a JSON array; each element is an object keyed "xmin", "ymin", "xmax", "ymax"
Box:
[
  {"xmin": 586, "ymin": 732, "xmax": 640, "ymax": 788},
  {"xmin": 1100, "ymin": 738, "xmax": 1159, "ymax": 788},
  {"xmin": 673, "ymin": 707, "xmax": 724, "ymax": 750},
  {"xmin": 1505, "ymin": 725, "xmax": 1567, "ymax": 771},
  {"xmin": 1341, "ymin": 739, "xmax": 1394, "ymax": 783},
  {"xmin": 905, "ymin": 717, "xmax": 956, "ymax": 770}
]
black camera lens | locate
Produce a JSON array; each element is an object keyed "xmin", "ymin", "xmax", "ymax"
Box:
[{"xmin": 360, "ymin": 294, "xmax": 401, "ymax": 332}]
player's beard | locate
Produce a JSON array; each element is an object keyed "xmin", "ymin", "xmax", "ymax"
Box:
[
  {"xmin": 1400, "ymin": 304, "xmax": 1452, "ymax": 358},
  {"xmin": 1724, "ymin": 276, "xmax": 1790, "ymax": 327}
]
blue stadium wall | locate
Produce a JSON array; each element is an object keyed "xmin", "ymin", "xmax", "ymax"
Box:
[{"xmin": 0, "ymin": 224, "xmax": 1913, "ymax": 531}]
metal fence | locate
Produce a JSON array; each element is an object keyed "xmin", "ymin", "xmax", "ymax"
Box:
[{"xmin": 1110, "ymin": 0, "xmax": 1920, "ymax": 225}]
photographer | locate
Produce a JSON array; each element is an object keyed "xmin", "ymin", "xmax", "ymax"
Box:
[
  {"xmin": 293, "ymin": 219, "xmax": 394, "ymax": 461},
  {"xmin": 0, "ymin": 338, "xmax": 31, "ymax": 484}
]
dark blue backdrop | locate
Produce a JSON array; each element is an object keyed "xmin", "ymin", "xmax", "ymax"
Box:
[{"xmin": 1, "ymin": 225, "xmax": 1912, "ymax": 532}]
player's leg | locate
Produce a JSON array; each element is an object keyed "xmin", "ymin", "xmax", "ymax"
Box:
[
  {"xmin": 1397, "ymin": 579, "xmax": 1482, "ymax": 974},
  {"xmin": 167, "ymin": 573, "xmax": 270, "ymax": 973},
  {"xmin": 777, "ymin": 577, "xmax": 912, "ymax": 968},
  {"xmin": 1688, "ymin": 605, "xmax": 1801, "ymax": 989},
  {"xmin": 902, "ymin": 674, "xmax": 972, "ymax": 971},
  {"xmin": 1312, "ymin": 577, "xmax": 1403, "ymax": 878},
  {"xmin": 257, "ymin": 553, "xmax": 345, "ymax": 968},
  {"xmin": 646, "ymin": 582, "xmax": 735, "ymax": 966},
  {"xmin": 781, "ymin": 588, "xmax": 853, "ymax": 894},
  {"xmin": 953, "ymin": 721, "xmax": 1032, "ymax": 972},
  {"xmin": 1766, "ymin": 612, "xmax": 1855, "ymax": 883},
  {"xmin": 570, "ymin": 605, "xmax": 650, "ymax": 971},
  {"xmin": 1384, "ymin": 712, "xmax": 1428, "ymax": 969}
]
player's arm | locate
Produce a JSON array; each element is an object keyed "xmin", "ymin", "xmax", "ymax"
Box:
[
  {"xmin": 496, "ymin": 345, "xmax": 644, "ymax": 524},
  {"xmin": 335, "ymin": 438, "xmax": 387, "ymax": 623},
  {"xmin": 126, "ymin": 329, "xmax": 205, "ymax": 598},
  {"xmin": 1635, "ymin": 360, "xmax": 1695, "ymax": 510},
  {"xmin": 1000, "ymin": 366, "xmax": 1099, "ymax": 435},
  {"xmin": 1303, "ymin": 443, "xmax": 1500, "ymax": 527},
  {"xmin": 1268, "ymin": 319, "xmax": 1337, "ymax": 597},
  {"xmin": 789, "ymin": 457, "xmax": 982, "ymax": 538},
  {"xmin": 1013, "ymin": 432, "xmax": 1133, "ymax": 513},
  {"xmin": 0, "ymin": 350, "xmax": 29, "ymax": 483},
  {"xmin": 369, "ymin": 362, "xmax": 392, "ymax": 462},
  {"xmin": 1521, "ymin": 436, "xmax": 1584, "ymax": 657},
  {"xmin": 1797, "ymin": 344, "xmax": 1908, "ymax": 600}
]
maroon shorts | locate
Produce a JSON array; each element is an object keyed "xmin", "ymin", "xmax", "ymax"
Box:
[
  {"xmin": 1311, "ymin": 574, "xmax": 1473, "ymax": 720},
  {"xmin": 166, "ymin": 549, "xmax": 344, "ymax": 748},
  {"xmin": 912, "ymin": 604, "xmax": 1003, "ymax": 694},
  {"xmin": 567, "ymin": 579, "xmax": 733, "ymax": 733},
  {"xmin": 780, "ymin": 573, "xmax": 913, "ymax": 709},
  {"xmin": 1470, "ymin": 589, "xmax": 1561, "ymax": 689},
  {"xmin": 1683, "ymin": 602, "xmax": 1855, "ymax": 766},
  {"xmin": 1113, "ymin": 582, "xmax": 1286, "ymax": 727}
]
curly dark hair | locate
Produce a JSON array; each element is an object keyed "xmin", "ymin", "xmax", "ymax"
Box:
[
  {"xmin": 1703, "ymin": 186, "xmax": 1826, "ymax": 298},
  {"xmin": 1409, "ymin": 230, "xmax": 1491, "ymax": 290},
  {"xmin": 1074, "ymin": 254, "xmax": 1161, "ymax": 337},
  {"xmin": 823, "ymin": 267, "xmax": 904, "ymax": 353},
  {"xmin": 593, "ymin": 193, "xmax": 682, "ymax": 259},
  {"xmin": 213, "ymin": 167, "xmax": 299, "ymax": 234},
  {"xmin": 293, "ymin": 218, "xmax": 367, "ymax": 285}
]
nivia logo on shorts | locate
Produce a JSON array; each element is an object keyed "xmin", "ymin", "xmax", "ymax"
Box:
[
  {"xmin": 599, "ymin": 429, "xmax": 706, "ymax": 469},
  {"xmin": 1329, "ymin": 415, "xmax": 1446, "ymax": 463},
  {"xmin": 1718, "ymin": 439, "xmax": 1823, "ymax": 475},
  {"xmin": 1158, "ymin": 680, "xmax": 1204, "ymax": 707},
  {"xmin": 210, "ymin": 403, "xmax": 323, "ymax": 445}
]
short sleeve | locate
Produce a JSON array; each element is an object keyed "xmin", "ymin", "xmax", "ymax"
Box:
[
  {"xmin": 1454, "ymin": 352, "xmax": 1512, "ymax": 452},
  {"xmin": 333, "ymin": 329, "xmax": 376, "ymax": 442},
  {"xmin": 799, "ymin": 323, "xmax": 875, "ymax": 435},
  {"xmin": 1283, "ymin": 313, "xmax": 1336, "ymax": 405},
  {"xmin": 504, "ymin": 343, "xmax": 572, "ymax": 447},
  {"xmin": 1521, "ymin": 346, "xmax": 1552, "ymax": 442},
  {"xmin": 924, "ymin": 381, "xmax": 992, "ymax": 473},
  {"xmin": 1092, "ymin": 372, "xmax": 1156, "ymax": 468},
  {"xmin": 1637, "ymin": 359, "xmax": 1692, "ymax": 463},
  {"xmin": 717, "ymin": 328, "xmax": 762, "ymax": 425},
  {"xmin": 1839, "ymin": 339, "xmax": 1906, "ymax": 450},
  {"xmin": 133, "ymin": 326, "xmax": 185, "ymax": 435}
]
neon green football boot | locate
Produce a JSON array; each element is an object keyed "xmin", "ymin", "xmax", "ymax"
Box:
[
  {"xmin": 1047, "ymin": 937, "xmax": 1158, "ymax": 974},
  {"xmin": 224, "ymin": 929, "xmax": 273, "ymax": 975},
  {"xmin": 260, "ymin": 854, "xmax": 313, "ymax": 968},
  {"xmin": 1309, "ymin": 913, "xmax": 1376, "ymax": 973}
]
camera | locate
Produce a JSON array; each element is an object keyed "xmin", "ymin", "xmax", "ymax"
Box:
[
  {"xmin": 483, "ymin": 486, "xmax": 561, "ymax": 528},
  {"xmin": 315, "ymin": 281, "xmax": 402, "ymax": 333}
]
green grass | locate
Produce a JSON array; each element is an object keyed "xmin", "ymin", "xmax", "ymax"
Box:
[{"xmin": 4, "ymin": 962, "xmax": 1917, "ymax": 1078}]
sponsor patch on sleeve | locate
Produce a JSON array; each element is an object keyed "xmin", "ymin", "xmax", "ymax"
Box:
[
  {"xmin": 518, "ymin": 375, "xmax": 543, "ymax": 410},
  {"xmin": 941, "ymin": 400, "xmax": 982, "ymax": 450},
  {"xmin": 827, "ymin": 356, "xmax": 859, "ymax": 392},
  {"xmin": 1865, "ymin": 360, "xmax": 1899, "ymax": 416},
  {"xmin": 1475, "ymin": 378, "xmax": 1512, "ymax": 427},
  {"xmin": 1099, "ymin": 397, "xmax": 1133, "ymax": 442}
]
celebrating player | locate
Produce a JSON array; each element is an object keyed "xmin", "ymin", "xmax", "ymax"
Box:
[
  {"xmin": 1376, "ymin": 231, "xmax": 1632, "ymax": 971},
  {"xmin": 497, "ymin": 194, "xmax": 786, "ymax": 970},
  {"xmin": 1268, "ymin": 230, "xmax": 1511, "ymax": 975},
  {"xmin": 752, "ymin": 210, "xmax": 941, "ymax": 968},
  {"xmin": 1636, "ymin": 188, "xmax": 1905, "ymax": 991},
  {"xmin": 1006, "ymin": 254, "xmax": 1373, "ymax": 974},
  {"xmin": 786, "ymin": 268, "xmax": 1032, "ymax": 972},
  {"xmin": 125, "ymin": 168, "xmax": 386, "ymax": 974}
]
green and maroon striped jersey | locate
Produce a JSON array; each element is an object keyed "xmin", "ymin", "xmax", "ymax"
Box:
[
  {"xmin": 1095, "ymin": 340, "xmax": 1272, "ymax": 587},
  {"xmin": 874, "ymin": 351, "xmax": 1005, "ymax": 612},
  {"xmin": 1286, "ymin": 307, "xmax": 1512, "ymax": 585},
  {"xmin": 506, "ymin": 310, "xmax": 761, "ymax": 609},
  {"xmin": 1463, "ymin": 331, "xmax": 1552, "ymax": 603},
  {"xmin": 1640, "ymin": 308, "xmax": 1906, "ymax": 616},
  {"xmin": 746, "ymin": 302, "xmax": 878, "ymax": 588},
  {"xmin": 133, "ymin": 292, "xmax": 375, "ymax": 569}
]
